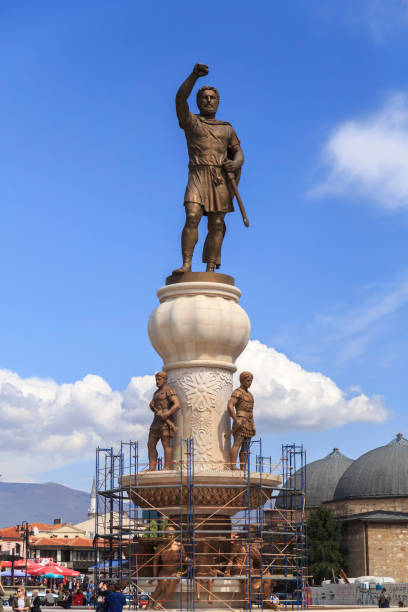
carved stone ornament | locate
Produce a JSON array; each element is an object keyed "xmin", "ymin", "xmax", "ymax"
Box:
[{"xmin": 169, "ymin": 367, "xmax": 232, "ymax": 470}]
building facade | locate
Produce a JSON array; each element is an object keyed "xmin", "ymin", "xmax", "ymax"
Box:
[{"xmin": 325, "ymin": 434, "xmax": 408, "ymax": 582}]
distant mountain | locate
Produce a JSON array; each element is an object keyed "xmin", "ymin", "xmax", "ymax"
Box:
[{"xmin": 0, "ymin": 482, "xmax": 90, "ymax": 528}]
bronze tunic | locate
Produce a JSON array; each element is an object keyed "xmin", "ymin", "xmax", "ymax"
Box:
[
  {"xmin": 180, "ymin": 113, "xmax": 240, "ymax": 214},
  {"xmin": 231, "ymin": 387, "xmax": 256, "ymax": 438},
  {"xmin": 149, "ymin": 385, "xmax": 178, "ymax": 438}
]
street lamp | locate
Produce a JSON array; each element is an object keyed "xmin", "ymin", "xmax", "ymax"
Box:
[{"xmin": 20, "ymin": 522, "xmax": 32, "ymax": 584}]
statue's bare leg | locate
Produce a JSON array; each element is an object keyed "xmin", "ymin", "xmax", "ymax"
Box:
[
  {"xmin": 150, "ymin": 580, "xmax": 167, "ymax": 610},
  {"xmin": 239, "ymin": 441, "xmax": 249, "ymax": 471},
  {"xmin": 196, "ymin": 579, "xmax": 202, "ymax": 601},
  {"xmin": 229, "ymin": 435, "xmax": 242, "ymax": 470},
  {"xmin": 205, "ymin": 213, "xmax": 225, "ymax": 272},
  {"xmin": 208, "ymin": 578, "xmax": 214, "ymax": 603},
  {"xmin": 156, "ymin": 576, "xmax": 179, "ymax": 609},
  {"xmin": 162, "ymin": 436, "xmax": 173, "ymax": 470},
  {"xmin": 147, "ymin": 582, "xmax": 163, "ymax": 609},
  {"xmin": 173, "ymin": 203, "xmax": 203, "ymax": 274},
  {"xmin": 147, "ymin": 433, "xmax": 159, "ymax": 471}
]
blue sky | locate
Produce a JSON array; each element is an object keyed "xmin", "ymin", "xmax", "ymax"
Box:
[{"xmin": 1, "ymin": 0, "xmax": 408, "ymax": 493}]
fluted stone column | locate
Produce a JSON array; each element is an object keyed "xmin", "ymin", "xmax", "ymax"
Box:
[{"xmin": 148, "ymin": 280, "xmax": 250, "ymax": 471}]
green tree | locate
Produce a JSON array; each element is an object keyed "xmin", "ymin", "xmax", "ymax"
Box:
[
  {"xmin": 307, "ymin": 506, "xmax": 346, "ymax": 585},
  {"xmin": 142, "ymin": 518, "xmax": 168, "ymax": 539}
]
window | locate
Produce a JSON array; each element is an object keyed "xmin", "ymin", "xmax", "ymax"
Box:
[
  {"xmin": 61, "ymin": 550, "xmax": 70, "ymax": 562},
  {"xmin": 40, "ymin": 550, "xmax": 51, "ymax": 558}
]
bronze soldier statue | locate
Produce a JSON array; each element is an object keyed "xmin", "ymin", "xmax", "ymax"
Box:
[
  {"xmin": 147, "ymin": 526, "xmax": 186, "ymax": 610},
  {"xmin": 173, "ymin": 63, "xmax": 245, "ymax": 274},
  {"xmin": 195, "ymin": 538, "xmax": 224, "ymax": 604},
  {"xmin": 147, "ymin": 372, "xmax": 180, "ymax": 471},
  {"xmin": 251, "ymin": 536, "xmax": 279, "ymax": 609},
  {"xmin": 227, "ymin": 371, "xmax": 256, "ymax": 470},
  {"xmin": 225, "ymin": 533, "xmax": 276, "ymax": 608},
  {"xmin": 224, "ymin": 533, "xmax": 249, "ymax": 603}
]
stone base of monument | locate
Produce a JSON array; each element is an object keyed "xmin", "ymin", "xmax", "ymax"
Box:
[
  {"xmin": 122, "ymin": 273, "xmax": 282, "ymax": 611},
  {"xmin": 137, "ymin": 578, "xmax": 245, "ymax": 610},
  {"xmin": 122, "ymin": 470, "xmax": 280, "ymax": 514}
]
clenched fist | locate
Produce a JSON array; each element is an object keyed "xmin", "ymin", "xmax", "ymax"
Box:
[{"xmin": 193, "ymin": 63, "xmax": 209, "ymax": 77}]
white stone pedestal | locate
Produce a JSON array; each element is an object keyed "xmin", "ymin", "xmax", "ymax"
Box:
[{"xmin": 148, "ymin": 280, "xmax": 251, "ymax": 471}]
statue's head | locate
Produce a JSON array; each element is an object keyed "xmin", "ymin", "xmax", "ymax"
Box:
[
  {"xmin": 197, "ymin": 86, "xmax": 220, "ymax": 117},
  {"xmin": 239, "ymin": 371, "xmax": 253, "ymax": 389},
  {"xmin": 155, "ymin": 371, "xmax": 168, "ymax": 388}
]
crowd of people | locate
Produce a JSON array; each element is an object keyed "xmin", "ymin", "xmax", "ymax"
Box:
[{"xmin": 0, "ymin": 581, "xmax": 127, "ymax": 612}]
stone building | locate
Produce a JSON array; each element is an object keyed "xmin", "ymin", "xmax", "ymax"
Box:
[
  {"xmin": 0, "ymin": 524, "xmax": 51, "ymax": 558},
  {"xmin": 324, "ymin": 433, "xmax": 408, "ymax": 582},
  {"xmin": 274, "ymin": 436, "xmax": 408, "ymax": 582},
  {"xmin": 29, "ymin": 535, "xmax": 99, "ymax": 572}
]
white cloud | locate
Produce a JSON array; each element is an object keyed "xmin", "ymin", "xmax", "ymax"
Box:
[
  {"xmin": 236, "ymin": 340, "xmax": 386, "ymax": 431},
  {"xmin": 0, "ymin": 370, "xmax": 155, "ymax": 481},
  {"xmin": 314, "ymin": 93, "xmax": 408, "ymax": 208},
  {"xmin": 0, "ymin": 341, "xmax": 387, "ymax": 481}
]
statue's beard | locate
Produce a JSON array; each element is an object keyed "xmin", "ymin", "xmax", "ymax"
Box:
[{"xmin": 198, "ymin": 105, "xmax": 218, "ymax": 117}]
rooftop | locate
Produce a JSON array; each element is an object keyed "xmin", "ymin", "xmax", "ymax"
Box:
[{"xmin": 334, "ymin": 434, "xmax": 408, "ymax": 501}]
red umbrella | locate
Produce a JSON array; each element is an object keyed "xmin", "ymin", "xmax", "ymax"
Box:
[
  {"xmin": 14, "ymin": 560, "xmax": 38, "ymax": 568},
  {"xmin": 0, "ymin": 561, "xmax": 12, "ymax": 568},
  {"xmin": 29, "ymin": 564, "xmax": 80, "ymax": 577},
  {"xmin": 62, "ymin": 567, "xmax": 80, "ymax": 577}
]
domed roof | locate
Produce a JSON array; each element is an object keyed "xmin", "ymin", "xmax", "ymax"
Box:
[
  {"xmin": 334, "ymin": 434, "xmax": 408, "ymax": 501},
  {"xmin": 276, "ymin": 448, "xmax": 354, "ymax": 509}
]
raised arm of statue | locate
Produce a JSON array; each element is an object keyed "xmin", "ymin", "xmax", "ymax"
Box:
[{"xmin": 176, "ymin": 63, "xmax": 209, "ymax": 126}]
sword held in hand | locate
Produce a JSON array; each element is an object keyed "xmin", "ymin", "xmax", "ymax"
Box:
[
  {"xmin": 151, "ymin": 403, "xmax": 178, "ymax": 433},
  {"xmin": 227, "ymin": 172, "xmax": 250, "ymax": 228}
]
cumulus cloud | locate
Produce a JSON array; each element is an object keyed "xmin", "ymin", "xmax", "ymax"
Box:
[
  {"xmin": 314, "ymin": 93, "xmax": 408, "ymax": 208},
  {"xmin": 0, "ymin": 341, "xmax": 387, "ymax": 481},
  {"xmin": 236, "ymin": 340, "xmax": 387, "ymax": 431},
  {"xmin": 0, "ymin": 370, "xmax": 155, "ymax": 481}
]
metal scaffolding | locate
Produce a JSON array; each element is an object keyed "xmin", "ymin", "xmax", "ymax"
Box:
[
  {"xmin": 267, "ymin": 444, "xmax": 309, "ymax": 609},
  {"xmin": 94, "ymin": 439, "xmax": 308, "ymax": 610}
]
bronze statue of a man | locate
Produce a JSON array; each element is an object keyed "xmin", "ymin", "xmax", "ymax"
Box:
[
  {"xmin": 173, "ymin": 63, "xmax": 244, "ymax": 274},
  {"xmin": 147, "ymin": 526, "xmax": 186, "ymax": 610},
  {"xmin": 195, "ymin": 538, "xmax": 223, "ymax": 604},
  {"xmin": 147, "ymin": 372, "xmax": 180, "ymax": 471},
  {"xmin": 227, "ymin": 371, "xmax": 256, "ymax": 470}
]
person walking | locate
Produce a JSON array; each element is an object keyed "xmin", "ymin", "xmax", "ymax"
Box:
[
  {"xmin": 105, "ymin": 584, "xmax": 126, "ymax": 612},
  {"xmin": 379, "ymin": 588, "xmax": 391, "ymax": 608}
]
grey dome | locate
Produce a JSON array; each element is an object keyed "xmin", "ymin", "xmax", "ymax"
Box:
[
  {"xmin": 276, "ymin": 448, "xmax": 354, "ymax": 509},
  {"xmin": 334, "ymin": 434, "xmax": 408, "ymax": 501}
]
